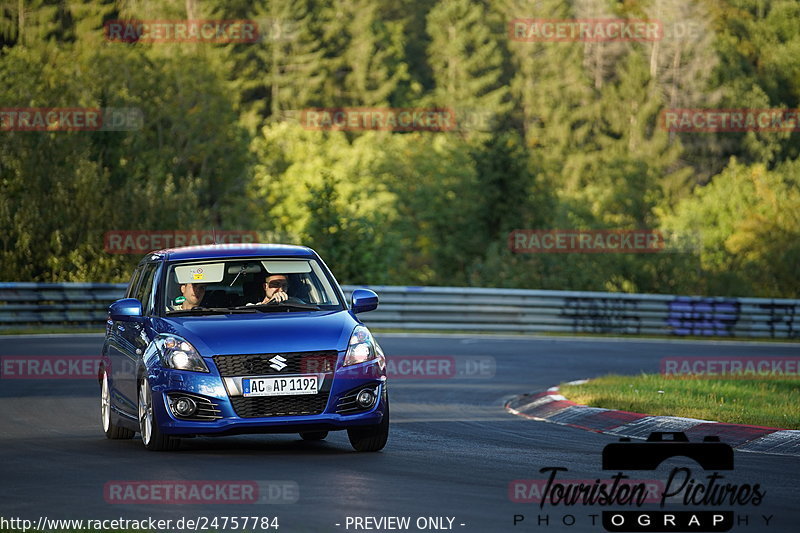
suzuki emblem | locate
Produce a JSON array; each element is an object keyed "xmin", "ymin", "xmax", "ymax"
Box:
[{"xmin": 269, "ymin": 355, "xmax": 288, "ymax": 372}]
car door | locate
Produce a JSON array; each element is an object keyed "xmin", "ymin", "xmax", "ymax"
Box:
[
  {"xmin": 105, "ymin": 265, "xmax": 143, "ymax": 417},
  {"xmin": 115, "ymin": 261, "xmax": 160, "ymax": 414}
]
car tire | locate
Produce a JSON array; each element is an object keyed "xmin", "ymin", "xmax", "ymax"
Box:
[
  {"xmin": 347, "ymin": 400, "xmax": 389, "ymax": 452},
  {"xmin": 138, "ymin": 377, "xmax": 180, "ymax": 451},
  {"xmin": 101, "ymin": 370, "xmax": 134, "ymax": 440},
  {"xmin": 299, "ymin": 431, "xmax": 329, "ymax": 441}
]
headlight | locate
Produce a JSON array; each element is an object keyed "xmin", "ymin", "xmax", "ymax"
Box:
[
  {"xmin": 155, "ymin": 334, "xmax": 209, "ymax": 372},
  {"xmin": 344, "ymin": 325, "xmax": 378, "ymax": 367}
]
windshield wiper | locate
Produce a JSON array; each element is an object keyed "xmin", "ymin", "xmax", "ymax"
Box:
[
  {"xmin": 165, "ymin": 307, "xmax": 235, "ymax": 316},
  {"xmin": 230, "ymin": 302, "xmax": 321, "ymax": 312},
  {"xmin": 167, "ymin": 302, "xmax": 322, "ymax": 316}
]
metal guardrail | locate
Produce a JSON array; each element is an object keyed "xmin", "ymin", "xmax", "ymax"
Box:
[
  {"xmin": 0, "ymin": 283, "xmax": 798, "ymax": 339},
  {"xmin": 0, "ymin": 283, "xmax": 126, "ymax": 328}
]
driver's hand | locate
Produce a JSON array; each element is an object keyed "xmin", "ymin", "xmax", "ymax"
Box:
[{"xmin": 262, "ymin": 290, "xmax": 288, "ymax": 304}]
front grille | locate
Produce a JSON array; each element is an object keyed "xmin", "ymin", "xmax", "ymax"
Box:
[
  {"xmin": 166, "ymin": 392, "xmax": 223, "ymax": 421},
  {"xmin": 230, "ymin": 392, "xmax": 331, "ymax": 418},
  {"xmin": 213, "ymin": 351, "xmax": 338, "ymax": 377}
]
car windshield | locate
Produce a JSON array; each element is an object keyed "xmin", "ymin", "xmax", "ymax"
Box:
[{"xmin": 163, "ymin": 257, "xmax": 343, "ymax": 314}]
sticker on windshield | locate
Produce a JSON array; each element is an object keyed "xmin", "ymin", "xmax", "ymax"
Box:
[{"xmin": 174, "ymin": 263, "xmax": 225, "ymax": 284}]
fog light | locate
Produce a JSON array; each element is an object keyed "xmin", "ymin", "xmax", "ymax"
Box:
[
  {"xmin": 356, "ymin": 389, "xmax": 376, "ymax": 408},
  {"xmin": 173, "ymin": 397, "xmax": 197, "ymax": 417}
]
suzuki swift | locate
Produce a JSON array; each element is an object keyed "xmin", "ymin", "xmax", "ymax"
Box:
[{"xmin": 99, "ymin": 244, "xmax": 388, "ymax": 451}]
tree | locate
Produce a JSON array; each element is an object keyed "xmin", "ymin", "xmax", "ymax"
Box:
[
  {"xmin": 337, "ymin": 0, "xmax": 411, "ymax": 107},
  {"xmin": 301, "ymin": 172, "xmax": 394, "ymax": 284},
  {"xmin": 426, "ymin": 0, "xmax": 511, "ymax": 134},
  {"xmin": 0, "ymin": 0, "xmax": 68, "ymax": 47},
  {"xmin": 659, "ymin": 157, "xmax": 800, "ymax": 297}
]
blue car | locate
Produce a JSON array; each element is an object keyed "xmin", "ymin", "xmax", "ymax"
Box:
[{"xmin": 99, "ymin": 244, "xmax": 388, "ymax": 452}]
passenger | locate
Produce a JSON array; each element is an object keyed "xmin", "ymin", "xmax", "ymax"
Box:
[{"xmin": 169, "ymin": 282, "xmax": 206, "ymax": 310}]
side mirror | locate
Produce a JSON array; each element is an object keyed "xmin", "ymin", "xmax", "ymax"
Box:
[
  {"xmin": 351, "ymin": 289, "xmax": 378, "ymax": 314},
  {"xmin": 109, "ymin": 298, "xmax": 143, "ymax": 320}
]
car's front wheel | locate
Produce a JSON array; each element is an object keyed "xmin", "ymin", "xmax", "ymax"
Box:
[
  {"xmin": 101, "ymin": 370, "xmax": 134, "ymax": 440},
  {"xmin": 139, "ymin": 377, "xmax": 180, "ymax": 451},
  {"xmin": 347, "ymin": 400, "xmax": 389, "ymax": 452}
]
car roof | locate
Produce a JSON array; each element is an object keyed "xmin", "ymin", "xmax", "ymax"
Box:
[{"xmin": 148, "ymin": 243, "xmax": 317, "ymax": 262}]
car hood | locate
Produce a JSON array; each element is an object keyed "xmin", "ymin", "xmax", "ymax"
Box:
[{"xmin": 151, "ymin": 310, "xmax": 358, "ymax": 356}]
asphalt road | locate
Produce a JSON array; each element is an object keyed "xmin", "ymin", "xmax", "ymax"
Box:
[{"xmin": 0, "ymin": 333, "xmax": 798, "ymax": 533}]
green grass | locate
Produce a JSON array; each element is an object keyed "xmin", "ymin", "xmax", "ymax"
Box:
[{"xmin": 559, "ymin": 373, "xmax": 800, "ymax": 429}]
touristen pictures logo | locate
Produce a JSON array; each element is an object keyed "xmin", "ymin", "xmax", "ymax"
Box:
[{"xmin": 511, "ymin": 432, "xmax": 770, "ymax": 532}]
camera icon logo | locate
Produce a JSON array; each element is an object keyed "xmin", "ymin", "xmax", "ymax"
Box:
[{"xmin": 602, "ymin": 431, "xmax": 734, "ymax": 471}]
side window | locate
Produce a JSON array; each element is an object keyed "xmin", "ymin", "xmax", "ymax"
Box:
[
  {"xmin": 125, "ymin": 267, "xmax": 143, "ymax": 298},
  {"xmin": 133, "ymin": 263, "xmax": 159, "ymax": 315}
]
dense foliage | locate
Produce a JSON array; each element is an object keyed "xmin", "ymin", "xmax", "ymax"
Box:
[{"xmin": 1, "ymin": 0, "xmax": 798, "ymax": 297}]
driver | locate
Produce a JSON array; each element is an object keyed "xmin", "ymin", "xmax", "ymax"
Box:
[
  {"xmin": 258, "ymin": 273, "xmax": 290, "ymax": 304},
  {"xmin": 169, "ymin": 282, "xmax": 206, "ymax": 310},
  {"xmin": 248, "ymin": 273, "xmax": 306, "ymax": 305}
]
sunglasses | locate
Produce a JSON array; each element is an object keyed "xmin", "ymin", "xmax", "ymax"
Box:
[{"xmin": 266, "ymin": 280, "xmax": 288, "ymax": 289}]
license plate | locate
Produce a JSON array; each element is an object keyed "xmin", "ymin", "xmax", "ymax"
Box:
[{"xmin": 242, "ymin": 375, "xmax": 319, "ymax": 397}]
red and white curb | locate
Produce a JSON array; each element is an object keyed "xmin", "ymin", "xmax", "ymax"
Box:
[{"xmin": 505, "ymin": 381, "xmax": 800, "ymax": 457}]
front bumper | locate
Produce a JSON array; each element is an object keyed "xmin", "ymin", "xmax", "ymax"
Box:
[{"xmin": 147, "ymin": 359, "xmax": 387, "ymax": 437}]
